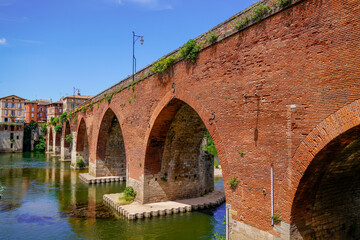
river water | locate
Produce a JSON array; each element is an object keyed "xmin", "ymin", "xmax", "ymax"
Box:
[{"xmin": 0, "ymin": 153, "xmax": 225, "ymax": 239}]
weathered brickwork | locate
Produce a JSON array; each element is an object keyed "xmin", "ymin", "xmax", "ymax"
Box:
[
  {"xmin": 75, "ymin": 118, "xmax": 89, "ymax": 165},
  {"xmin": 49, "ymin": 0, "xmax": 360, "ymax": 238}
]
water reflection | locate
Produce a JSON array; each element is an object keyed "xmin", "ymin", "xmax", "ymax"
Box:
[{"xmin": 0, "ymin": 153, "xmax": 225, "ymax": 239}]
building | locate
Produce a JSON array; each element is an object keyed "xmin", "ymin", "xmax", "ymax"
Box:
[
  {"xmin": 0, "ymin": 123, "xmax": 24, "ymax": 152},
  {"xmin": 24, "ymin": 99, "xmax": 51, "ymax": 123},
  {"xmin": 0, "ymin": 95, "xmax": 25, "ymax": 123},
  {"xmin": 62, "ymin": 94, "xmax": 93, "ymax": 113},
  {"xmin": 46, "ymin": 101, "xmax": 63, "ymax": 121}
]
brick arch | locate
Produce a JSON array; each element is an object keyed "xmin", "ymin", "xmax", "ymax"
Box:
[
  {"xmin": 278, "ymin": 99, "xmax": 360, "ymax": 222},
  {"xmin": 93, "ymin": 106, "xmax": 127, "ymax": 177},
  {"xmin": 144, "ymin": 89, "xmax": 226, "ymax": 171},
  {"xmin": 142, "ymin": 89, "xmax": 227, "ymax": 203},
  {"xmin": 64, "ymin": 121, "xmax": 71, "ymax": 148},
  {"xmin": 76, "ymin": 117, "xmax": 88, "ymax": 152}
]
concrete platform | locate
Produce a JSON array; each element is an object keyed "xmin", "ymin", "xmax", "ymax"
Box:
[
  {"xmin": 59, "ymin": 158, "xmax": 71, "ymax": 162},
  {"xmin": 103, "ymin": 189, "xmax": 225, "ymax": 220},
  {"xmin": 79, "ymin": 173, "xmax": 126, "ymax": 184}
]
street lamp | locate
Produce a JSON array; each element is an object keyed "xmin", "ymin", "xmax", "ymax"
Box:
[{"xmin": 133, "ymin": 31, "xmax": 144, "ymax": 82}]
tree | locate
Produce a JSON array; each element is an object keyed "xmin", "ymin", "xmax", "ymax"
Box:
[
  {"xmin": 50, "ymin": 117, "xmax": 59, "ymax": 126},
  {"xmin": 55, "ymin": 123, "xmax": 62, "ymax": 133},
  {"xmin": 60, "ymin": 112, "xmax": 68, "ymax": 123},
  {"xmin": 34, "ymin": 136, "xmax": 46, "ymax": 152},
  {"xmin": 29, "ymin": 121, "xmax": 38, "ymax": 130},
  {"xmin": 40, "ymin": 123, "xmax": 47, "ymax": 134}
]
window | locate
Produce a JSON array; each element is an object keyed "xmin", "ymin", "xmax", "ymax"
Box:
[
  {"xmin": 31, "ymin": 107, "xmax": 34, "ymax": 112},
  {"xmin": 71, "ymin": 104, "xmax": 74, "ymax": 109},
  {"xmin": 52, "ymin": 109, "xmax": 54, "ymax": 113},
  {"xmin": 11, "ymin": 110, "xmax": 15, "ymax": 116},
  {"xmin": 31, "ymin": 113, "xmax": 34, "ymax": 117},
  {"xmin": 4, "ymin": 118, "xmax": 8, "ymax": 122},
  {"xmin": 37, "ymin": 109, "xmax": 39, "ymax": 112},
  {"xmin": 40, "ymin": 113, "xmax": 43, "ymax": 117},
  {"xmin": 72, "ymin": 99, "xmax": 74, "ymax": 102},
  {"xmin": 4, "ymin": 126, "xmax": 7, "ymax": 130},
  {"xmin": 11, "ymin": 103, "xmax": 15, "ymax": 108},
  {"xmin": 17, "ymin": 135, "xmax": 19, "ymax": 139},
  {"xmin": 5, "ymin": 110, "xmax": 8, "ymax": 115},
  {"xmin": 37, "ymin": 114, "xmax": 39, "ymax": 118},
  {"xmin": 24, "ymin": 113, "xmax": 26, "ymax": 117},
  {"xmin": 77, "ymin": 99, "xmax": 80, "ymax": 102},
  {"xmin": 11, "ymin": 143, "xmax": 13, "ymax": 149},
  {"xmin": 18, "ymin": 111, "xmax": 21, "ymax": 116},
  {"xmin": 18, "ymin": 103, "xmax": 21, "ymax": 108},
  {"xmin": 4, "ymin": 102, "xmax": 8, "ymax": 108},
  {"xmin": 59, "ymin": 109, "xmax": 62, "ymax": 113},
  {"xmin": 10, "ymin": 126, "xmax": 14, "ymax": 132}
]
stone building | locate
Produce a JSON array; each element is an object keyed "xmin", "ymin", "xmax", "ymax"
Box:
[
  {"xmin": 0, "ymin": 95, "xmax": 25, "ymax": 123},
  {"xmin": 62, "ymin": 94, "xmax": 93, "ymax": 113},
  {"xmin": 46, "ymin": 101, "xmax": 63, "ymax": 121},
  {"xmin": 0, "ymin": 123, "xmax": 24, "ymax": 152}
]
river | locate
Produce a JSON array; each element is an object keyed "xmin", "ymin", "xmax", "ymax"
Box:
[{"xmin": 0, "ymin": 153, "xmax": 225, "ymax": 239}]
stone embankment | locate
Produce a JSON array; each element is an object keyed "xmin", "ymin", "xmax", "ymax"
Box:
[
  {"xmin": 103, "ymin": 189, "xmax": 225, "ymax": 220},
  {"xmin": 79, "ymin": 173, "xmax": 126, "ymax": 184}
]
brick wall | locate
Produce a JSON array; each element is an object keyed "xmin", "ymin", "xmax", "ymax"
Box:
[{"xmin": 62, "ymin": 0, "xmax": 360, "ymax": 238}]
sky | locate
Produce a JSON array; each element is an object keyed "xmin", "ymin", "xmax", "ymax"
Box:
[{"xmin": 0, "ymin": 0, "xmax": 254, "ymax": 101}]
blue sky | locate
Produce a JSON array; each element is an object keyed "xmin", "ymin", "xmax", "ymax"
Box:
[{"xmin": 0, "ymin": 0, "xmax": 253, "ymax": 101}]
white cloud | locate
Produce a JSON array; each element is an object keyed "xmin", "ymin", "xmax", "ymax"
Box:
[{"xmin": 0, "ymin": 38, "xmax": 7, "ymax": 45}]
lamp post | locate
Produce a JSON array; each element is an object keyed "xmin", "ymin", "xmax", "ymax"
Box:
[{"xmin": 133, "ymin": 31, "xmax": 144, "ymax": 82}]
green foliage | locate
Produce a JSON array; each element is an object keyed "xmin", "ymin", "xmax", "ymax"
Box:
[
  {"xmin": 73, "ymin": 115, "xmax": 78, "ymax": 123},
  {"xmin": 29, "ymin": 121, "xmax": 38, "ymax": 130},
  {"xmin": 234, "ymin": 16, "xmax": 250, "ymax": 30},
  {"xmin": 81, "ymin": 106, "xmax": 86, "ymax": 113},
  {"xmin": 88, "ymin": 101, "xmax": 94, "ymax": 110},
  {"xmin": 123, "ymin": 186, "xmax": 137, "ymax": 202},
  {"xmin": 60, "ymin": 112, "xmax": 68, "ymax": 123},
  {"xmin": 50, "ymin": 117, "xmax": 59, "ymax": 126},
  {"xmin": 10, "ymin": 139, "xmax": 14, "ymax": 142},
  {"xmin": 203, "ymin": 130, "xmax": 218, "ymax": 158},
  {"xmin": 229, "ymin": 177, "xmax": 239, "ymax": 189},
  {"xmin": 179, "ymin": 39, "xmax": 200, "ymax": 63},
  {"xmin": 277, "ymin": 0, "xmax": 291, "ymax": 8},
  {"xmin": 160, "ymin": 177, "xmax": 168, "ymax": 182},
  {"xmin": 40, "ymin": 123, "xmax": 47, "ymax": 134},
  {"xmin": 237, "ymin": 150, "xmax": 245, "ymax": 157},
  {"xmin": 104, "ymin": 93, "xmax": 113, "ymax": 104},
  {"xmin": 0, "ymin": 185, "xmax": 5, "ymax": 199},
  {"xmin": 55, "ymin": 123, "xmax": 62, "ymax": 133},
  {"xmin": 206, "ymin": 31, "xmax": 218, "ymax": 43},
  {"xmin": 34, "ymin": 136, "xmax": 46, "ymax": 152},
  {"xmin": 214, "ymin": 159, "xmax": 220, "ymax": 169},
  {"xmin": 76, "ymin": 158, "xmax": 85, "ymax": 168},
  {"xmin": 152, "ymin": 55, "xmax": 177, "ymax": 74},
  {"xmin": 65, "ymin": 134, "xmax": 73, "ymax": 143},
  {"xmin": 250, "ymin": 4, "xmax": 271, "ymax": 21},
  {"xmin": 213, "ymin": 233, "xmax": 225, "ymax": 240},
  {"xmin": 271, "ymin": 214, "xmax": 282, "ymax": 224}
]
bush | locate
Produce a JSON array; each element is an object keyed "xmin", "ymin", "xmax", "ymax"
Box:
[
  {"xmin": 29, "ymin": 121, "xmax": 38, "ymax": 130},
  {"xmin": 152, "ymin": 55, "xmax": 177, "ymax": 74},
  {"xmin": 179, "ymin": 39, "xmax": 200, "ymax": 63},
  {"xmin": 40, "ymin": 123, "xmax": 47, "ymax": 134},
  {"xmin": 55, "ymin": 124, "xmax": 62, "ymax": 133},
  {"xmin": 60, "ymin": 112, "xmax": 68, "ymax": 123},
  {"xmin": 271, "ymin": 214, "xmax": 282, "ymax": 224},
  {"xmin": 202, "ymin": 130, "xmax": 218, "ymax": 158},
  {"xmin": 123, "ymin": 186, "xmax": 137, "ymax": 202},
  {"xmin": 65, "ymin": 134, "xmax": 72, "ymax": 143},
  {"xmin": 234, "ymin": 16, "xmax": 250, "ymax": 30},
  {"xmin": 229, "ymin": 177, "xmax": 239, "ymax": 189},
  {"xmin": 76, "ymin": 158, "xmax": 85, "ymax": 168},
  {"xmin": 34, "ymin": 136, "xmax": 46, "ymax": 152},
  {"xmin": 50, "ymin": 117, "xmax": 59, "ymax": 126}
]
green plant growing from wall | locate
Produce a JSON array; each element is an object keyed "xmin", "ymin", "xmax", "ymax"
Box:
[
  {"xmin": 104, "ymin": 93, "xmax": 113, "ymax": 104},
  {"xmin": 65, "ymin": 134, "xmax": 73, "ymax": 143},
  {"xmin": 277, "ymin": 0, "xmax": 291, "ymax": 8},
  {"xmin": 81, "ymin": 106, "xmax": 86, "ymax": 113},
  {"xmin": 271, "ymin": 214, "xmax": 282, "ymax": 224},
  {"xmin": 229, "ymin": 177, "xmax": 239, "ymax": 189},
  {"xmin": 60, "ymin": 112, "xmax": 68, "ymax": 123},
  {"xmin": 55, "ymin": 124, "xmax": 62, "ymax": 133},
  {"xmin": 160, "ymin": 177, "xmax": 168, "ymax": 182},
  {"xmin": 179, "ymin": 39, "xmax": 200, "ymax": 63},
  {"xmin": 40, "ymin": 123, "xmax": 47, "ymax": 135},
  {"xmin": 10, "ymin": 139, "xmax": 14, "ymax": 142},
  {"xmin": 123, "ymin": 186, "xmax": 137, "ymax": 201},
  {"xmin": 206, "ymin": 31, "xmax": 218, "ymax": 43},
  {"xmin": 152, "ymin": 55, "xmax": 177, "ymax": 74},
  {"xmin": 234, "ymin": 16, "xmax": 250, "ymax": 30},
  {"xmin": 250, "ymin": 3, "xmax": 271, "ymax": 21},
  {"xmin": 73, "ymin": 116, "xmax": 77, "ymax": 123},
  {"xmin": 237, "ymin": 150, "xmax": 245, "ymax": 157}
]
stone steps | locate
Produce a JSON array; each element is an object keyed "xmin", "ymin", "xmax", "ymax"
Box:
[
  {"xmin": 79, "ymin": 173, "xmax": 126, "ymax": 184},
  {"xmin": 103, "ymin": 189, "xmax": 225, "ymax": 220}
]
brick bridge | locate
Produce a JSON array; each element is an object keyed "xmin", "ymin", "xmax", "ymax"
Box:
[{"xmin": 46, "ymin": 0, "xmax": 360, "ymax": 239}]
